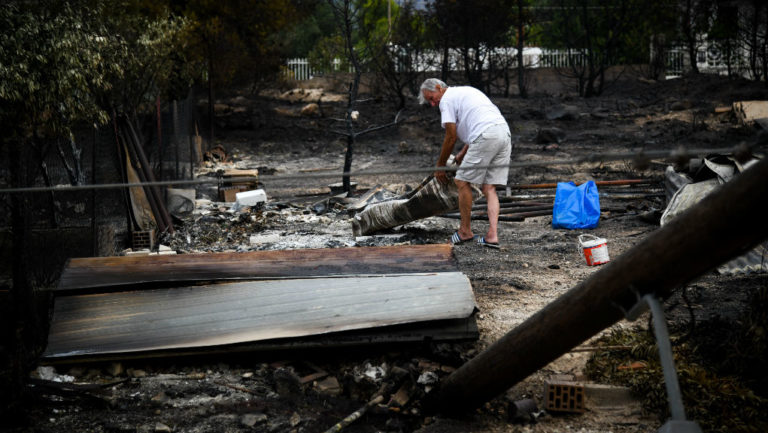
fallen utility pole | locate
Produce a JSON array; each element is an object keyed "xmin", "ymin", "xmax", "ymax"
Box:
[{"xmin": 425, "ymin": 156, "xmax": 768, "ymax": 414}]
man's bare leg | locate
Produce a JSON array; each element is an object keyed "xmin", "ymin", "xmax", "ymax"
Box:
[
  {"xmin": 482, "ymin": 183, "xmax": 500, "ymax": 243},
  {"xmin": 455, "ymin": 179, "xmax": 474, "ymax": 240}
]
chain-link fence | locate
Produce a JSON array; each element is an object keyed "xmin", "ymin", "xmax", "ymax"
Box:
[{"xmin": 0, "ymin": 97, "xmax": 200, "ymax": 270}]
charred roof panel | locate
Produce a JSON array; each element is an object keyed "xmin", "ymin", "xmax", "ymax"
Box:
[{"xmin": 44, "ymin": 272, "xmax": 476, "ymax": 359}]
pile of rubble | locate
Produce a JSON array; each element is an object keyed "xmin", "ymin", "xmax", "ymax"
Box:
[{"xmin": 29, "ymin": 345, "xmax": 487, "ymax": 432}]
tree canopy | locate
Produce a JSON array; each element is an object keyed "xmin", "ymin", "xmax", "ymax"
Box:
[{"xmin": 1, "ymin": 1, "xmax": 118, "ymax": 139}]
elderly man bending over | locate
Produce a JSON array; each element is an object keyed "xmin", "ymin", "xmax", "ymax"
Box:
[{"xmin": 419, "ymin": 78, "xmax": 511, "ymax": 249}]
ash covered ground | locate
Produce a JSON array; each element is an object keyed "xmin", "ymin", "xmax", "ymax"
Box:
[{"xmin": 15, "ymin": 73, "xmax": 768, "ymax": 433}]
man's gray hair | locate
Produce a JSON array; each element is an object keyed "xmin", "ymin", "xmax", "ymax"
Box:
[{"xmin": 417, "ymin": 78, "xmax": 447, "ymax": 104}]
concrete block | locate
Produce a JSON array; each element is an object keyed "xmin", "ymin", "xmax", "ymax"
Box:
[
  {"xmin": 132, "ymin": 230, "xmax": 155, "ymax": 250},
  {"xmin": 545, "ymin": 381, "xmax": 585, "ymax": 413}
]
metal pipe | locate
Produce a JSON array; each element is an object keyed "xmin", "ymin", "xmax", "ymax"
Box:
[
  {"xmin": 503, "ymin": 179, "xmax": 654, "ymax": 190},
  {"xmin": 644, "ymin": 294, "xmax": 687, "ymax": 421},
  {"xmin": 124, "ymin": 118, "xmax": 174, "ymax": 234},
  {"xmin": 121, "ymin": 129, "xmax": 167, "ymax": 234}
]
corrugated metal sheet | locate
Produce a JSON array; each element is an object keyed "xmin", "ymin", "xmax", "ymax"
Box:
[
  {"xmin": 44, "ymin": 272, "xmax": 476, "ymax": 359},
  {"xmin": 57, "ymin": 244, "xmax": 456, "ymax": 291},
  {"xmin": 663, "ymin": 159, "xmax": 767, "ymax": 276},
  {"xmin": 718, "ymin": 242, "xmax": 768, "ymax": 275}
]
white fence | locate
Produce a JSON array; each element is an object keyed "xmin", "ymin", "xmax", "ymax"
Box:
[
  {"xmin": 285, "ymin": 45, "xmax": 756, "ymax": 81},
  {"xmin": 284, "ymin": 58, "xmax": 352, "ymax": 81},
  {"xmin": 666, "ymin": 48, "xmax": 687, "ymax": 78}
]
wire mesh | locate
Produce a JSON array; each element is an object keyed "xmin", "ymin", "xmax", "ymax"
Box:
[{"xmin": 0, "ymin": 97, "xmax": 199, "ymax": 257}]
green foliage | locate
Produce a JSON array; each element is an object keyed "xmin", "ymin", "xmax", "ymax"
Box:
[
  {"xmin": 356, "ymin": 0, "xmax": 400, "ymax": 67},
  {"xmin": 0, "ymin": 1, "xmax": 118, "ymax": 139},
  {"xmin": 618, "ymin": 0, "xmax": 676, "ymax": 65},
  {"xmin": 428, "ymin": 0, "xmax": 516, "ymax": 88},
  {"xmin": 562, "ymin": 0, "xmax": 650, "ymax": 58},
  {"xmin": 539, "ymin": 0, "xmax": 645, "ymax": 61},
  {"xmin": 99, "ymin": 6, "xmax": 194, "ymax": 113},
  {"xmin": 358, "ymin": 0, "xmax": 432, "ymax": 107},
  {"xmin": 431, "ymin": 0, "xmax": 515, "ymax": 48},
  {"xmin": 0, "ymin": 1, "xmax": 194, "ymax": 141},
  {"xmin": 180, "ymin": 0, "xmax": 299, "ymax": 87},
  {"xmin": 709, "ymin": 2, "xmax": 738, "ymax": 41},
  {"xmin": 586, "ymin": 288, "xmax": 768, "ymax": 433},
  {"xmin": 281, "ymin": 1, "xmax": 337, "ymax": 57},
  {"xmin": 510, "ymin": 0, "xmax": 542, "ymax": 47},
  {"xmin": 359, "ymin": 0, "xmax": 395, "ymax": 43},
  {"xmin": 536, "ymin": 0, "xmax": 671, "ymax": 95},
  {"xmin": 308, "ymin": 35, "xmax": 351, "ymax": 72}
]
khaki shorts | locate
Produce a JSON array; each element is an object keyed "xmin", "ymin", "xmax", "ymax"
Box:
[{"xmin": 455, "ymin": 124, "xmax": 511, "ymax": 186}]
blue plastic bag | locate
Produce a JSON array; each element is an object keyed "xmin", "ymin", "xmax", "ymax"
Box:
[{"xmin": 552, "ymin": 181, "xmax": 601, "ymax": 229}]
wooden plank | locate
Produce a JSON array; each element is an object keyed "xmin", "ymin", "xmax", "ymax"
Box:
[
  {"xmin": 222, "ymin": 169, "xmax": 259, "ymax": 178},
  {"xmin": 44, "ymin": 272, "xmax": 476, "ymax": 358},
  {"xmin": 57, "ymin": 244, "xmax": 456, "ymax": 292}
]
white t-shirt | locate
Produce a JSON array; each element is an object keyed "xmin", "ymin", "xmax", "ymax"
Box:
[{"xmin": 439, "ymin": 86, "xmax": 506, "ymax": 144}]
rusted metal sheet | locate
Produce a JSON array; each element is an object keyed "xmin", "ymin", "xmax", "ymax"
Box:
[
  {"xmin": 44, "ymin": 272, "xmax": 476, "ymax": 359},
  {"xmin": 57, "ymin": 244, "xmax": 456, "ymax": 292}
]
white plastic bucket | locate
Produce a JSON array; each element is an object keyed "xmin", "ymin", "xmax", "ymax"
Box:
[{"xmin": 578, "ymin": 234, "xmax": 610, "ymax": 266}]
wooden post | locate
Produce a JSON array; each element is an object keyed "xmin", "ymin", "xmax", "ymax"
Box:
[{"xmin": 426, "ymin": 156, "xmax": 768, "ymax": 414}]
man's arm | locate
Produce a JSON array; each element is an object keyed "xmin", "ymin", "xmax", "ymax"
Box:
[
  {"xmin": 435, "ymin": 122, "xmax": 457, "ymax": 184},
  {"xmin": 455, "ymin": 143, "xmax": 469, "ymax": 164}
]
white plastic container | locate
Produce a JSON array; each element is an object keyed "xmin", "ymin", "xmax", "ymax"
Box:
[
  {"xmin": 235, "ymin": 189, "xmax": 267, "ymax": 207},
  {"xmin": 578, "ymin": 234, "xmax": 610, "ymax": 266}
]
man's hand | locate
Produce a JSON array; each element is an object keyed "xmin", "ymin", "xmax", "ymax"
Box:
[
  {"xmin": 435, "ymin": 123, "xmax": 458, "ymax": 185},
  {"xmin": 455, "ymin": 144, "xmax": 469, "ymax": 165},
  {"xmin": 435, "ymin": 164, "xmax": 449, "ymax": 185}
]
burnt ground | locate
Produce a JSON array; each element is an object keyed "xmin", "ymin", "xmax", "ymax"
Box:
[{"xmin": 12, "ymin": 73, "xmax": 768, "ymax": 433}]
